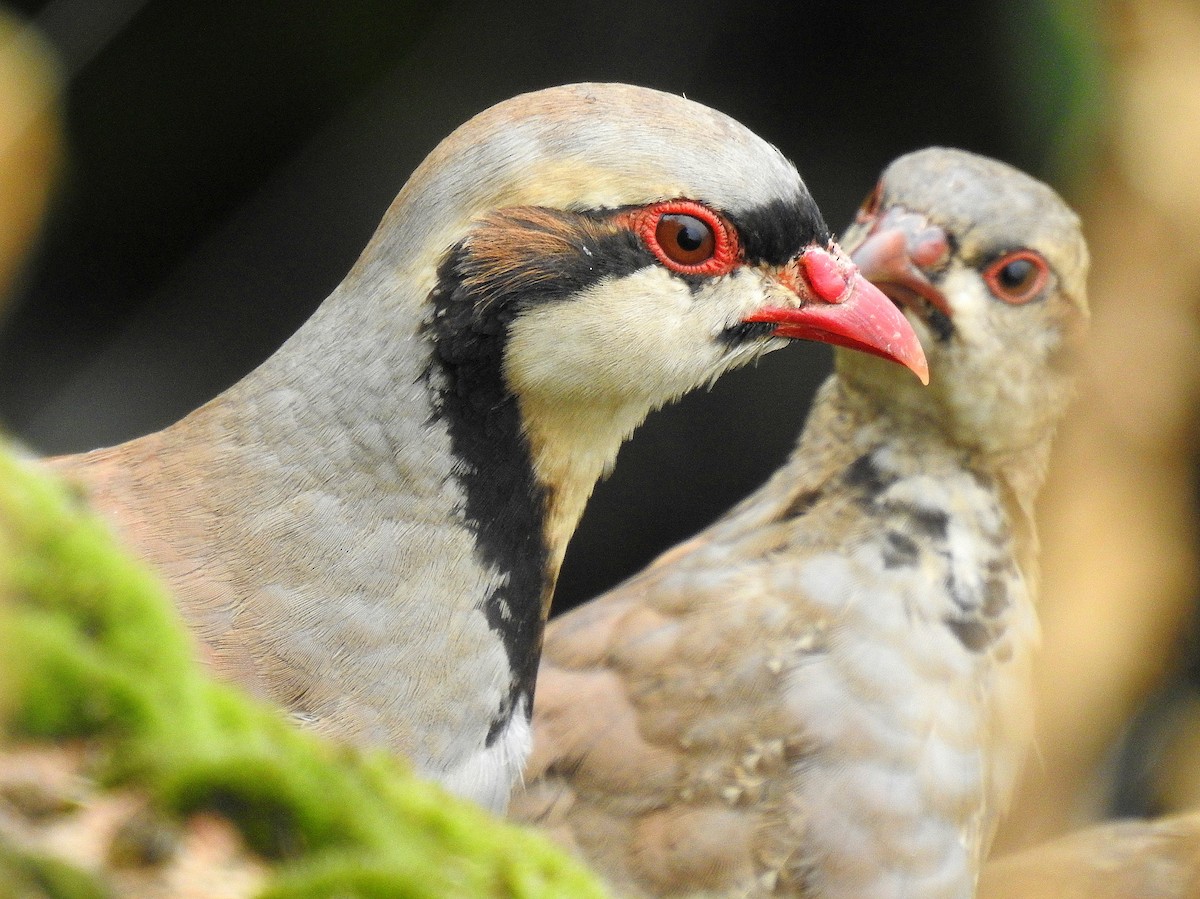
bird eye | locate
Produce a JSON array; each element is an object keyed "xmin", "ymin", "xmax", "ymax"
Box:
[
  {"xmin": 656, "ymin": 214, "xmax": 715, "ymax": 266},
  {"xmin": 631, "ymin": 200, "xmax": 739, "ymax": 276},
  {"xmin": 856, "ymin": 182, "xmax": 882, "ymax": 222},
  {"xmin": 982, "ymin": 250, "xmax": 1049, "ymax": 305}
]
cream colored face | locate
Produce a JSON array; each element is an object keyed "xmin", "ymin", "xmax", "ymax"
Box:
[{"xmin": 503, "ymin": 264, "xmax": 792, "ymax": 409}]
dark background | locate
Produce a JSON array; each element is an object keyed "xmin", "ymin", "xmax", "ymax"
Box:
[{"xmin": 0, "ymin": 0, "xmax": 1078, "ymax": 611}]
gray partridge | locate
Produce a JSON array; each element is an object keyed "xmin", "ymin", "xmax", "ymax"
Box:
[
  {"xmin": 509, "ymin": 147, "xmax": 1089, "ymax": 895},
  {"xmin": 44, "ymin": 83, "xmax": 927, "ymax": 812}
]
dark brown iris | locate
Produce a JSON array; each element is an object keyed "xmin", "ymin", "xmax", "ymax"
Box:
[{"xmin": 655, "ymin": 214, "xmax": 716, "ymax": 266}]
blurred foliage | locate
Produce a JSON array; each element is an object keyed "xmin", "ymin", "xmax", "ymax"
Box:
[
  {"xmin": 0, "ymin": 6, "xmax": 63, "ymax": 315},
  {"xmin": 994, "ymin": 0, "xmax": 1108, "ymax": 180},
  {"xmin": 995, "ymin": 0, "xmax": 1200, "ymax": 859}
]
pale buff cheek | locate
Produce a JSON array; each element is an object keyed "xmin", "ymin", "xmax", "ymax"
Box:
[
  {"xmin": 939, "ymin": 270, "xmax": 992, "ymax": 346},
  {"xmin": 504, "ymin": 268, "xmax": 749, "ymax": 403},
  {"xmin": 944, "ymin": 294, "xmax": 1071, "ymax": 451},
  {"xmin": 926, "ymin": 275, "xmax": 1007, "ymax": 437}
]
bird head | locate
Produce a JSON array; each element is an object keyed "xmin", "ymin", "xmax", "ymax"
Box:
[
  {"xmin": 352, "ymin": 84, "xmax": 926, "ymax": 429},
  {"xmin": 837, "ymin": 147, "xmax": 1090, "ymax": 456}
]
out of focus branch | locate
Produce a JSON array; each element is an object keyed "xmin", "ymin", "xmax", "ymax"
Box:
[{"xmin": 0, "ymin": 8, "xmax": 63, "ymax": 315}]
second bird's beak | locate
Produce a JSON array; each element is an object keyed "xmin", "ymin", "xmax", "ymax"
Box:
[
  {"xmin": 744, "ymin": 244, "xmax": 930, "ymax": 384},
  {"xmin": 843, "ymin": 206, "xmax": 953, "ymax": 320}
]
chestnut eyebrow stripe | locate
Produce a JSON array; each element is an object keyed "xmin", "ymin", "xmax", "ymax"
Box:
[{"xmin": 461, "ymin": 206, "xmax": 655, "ymax": 309}]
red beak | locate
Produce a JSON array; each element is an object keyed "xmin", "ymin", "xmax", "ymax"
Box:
[
  {"xmin": 843, "ymin": 207, "xmax": 953, "ymax": 318},
  {"xmin": 744, "ymin": 244, "xmax": 929, "ymax": 384}
]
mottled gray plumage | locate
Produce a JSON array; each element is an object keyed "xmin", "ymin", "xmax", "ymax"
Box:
[
  {"xmin": 510, "ymin": 147, "xmax": 1089, "ymax": 895},
  {"xmin": 46, "ymin": 84, "xmax": 924, "ymax": 812}
]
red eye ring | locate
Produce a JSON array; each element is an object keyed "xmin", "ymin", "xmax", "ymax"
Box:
[
  {"xmin": 982, "ymin": 249, "xmax": 1049, "ymax": 305},
  {"xmin": 629, "ymin": 200, "xmax": 740, "ymax": 276}
]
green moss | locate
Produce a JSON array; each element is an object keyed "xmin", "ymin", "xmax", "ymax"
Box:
[{"xmin": 0, "ymin": 447, "xmax": 607, "ymax": 898}]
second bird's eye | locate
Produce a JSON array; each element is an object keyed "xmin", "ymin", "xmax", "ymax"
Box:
[
  {"xmin": 982, "ymin": 250, "xmax": 1049, "ymax": 305},
  {"xmin": 655, "ymin": 214, "xmax": 716, "ymax": 266}
]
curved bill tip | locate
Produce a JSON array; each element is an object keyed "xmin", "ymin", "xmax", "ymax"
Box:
[{"xmin": 746, "ymin": 273, "xmax": 930, "ymax": 384}]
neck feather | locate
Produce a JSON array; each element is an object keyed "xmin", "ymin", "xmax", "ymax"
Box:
[
  {"xmin": 520, "ymin": 396, "xmax": 650, "ymax": 580},
  {"xmin": 786, "ymin": 375, "xmax": 1053, "ymax": 586}
]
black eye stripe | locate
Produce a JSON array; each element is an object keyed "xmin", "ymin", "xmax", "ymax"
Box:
[{"xmin": 725, "ymin": 193, "xmax": 830, "ymax": 266}]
